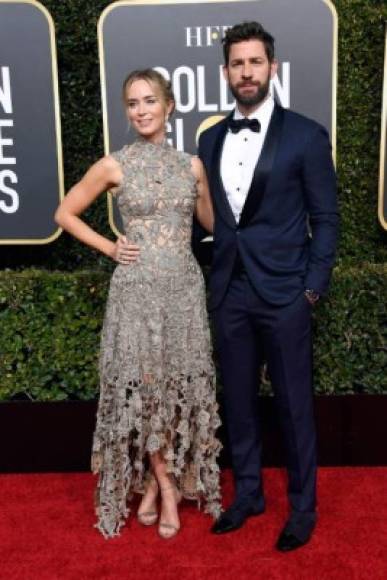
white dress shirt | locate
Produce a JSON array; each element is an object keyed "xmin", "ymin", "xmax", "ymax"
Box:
[{"xmin": 220, "ymin": 95, "xmax": 275, "ymax": 223}]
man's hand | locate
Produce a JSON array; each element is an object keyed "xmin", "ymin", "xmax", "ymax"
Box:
[{"xmin": 304, "ymin": 289, "xmax": 320, "ymax": 305}]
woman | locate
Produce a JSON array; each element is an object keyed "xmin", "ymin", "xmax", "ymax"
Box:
[{"xmin": 55, "ymin": 69, "xmax": 221, "ymax": 539}]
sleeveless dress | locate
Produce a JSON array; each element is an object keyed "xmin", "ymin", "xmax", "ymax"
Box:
[{"xmin": 92, "ymin": 137, "xmax": 222, "ymax": 538}]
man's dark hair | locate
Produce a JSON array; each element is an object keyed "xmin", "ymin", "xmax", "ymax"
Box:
[{"xmin": 222, "ymin": 21, "xmax": 275, "ymax": 65}]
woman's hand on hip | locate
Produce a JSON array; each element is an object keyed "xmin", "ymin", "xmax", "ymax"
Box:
[{"xmin": 111, "ymin": 235, "xmax": 140, "ymax": 264}]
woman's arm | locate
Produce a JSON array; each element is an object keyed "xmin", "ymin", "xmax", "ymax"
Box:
[
  {"xmin": 55, "ymin": 155, "xmax": 139, "ymax": 264},
  {"xmin": 191, "ymin": 156, "xmax": 214, "ymax": 233}
]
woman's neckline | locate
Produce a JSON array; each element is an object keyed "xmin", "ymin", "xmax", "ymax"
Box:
[{"xmin": 133, "ymin": 134, "xmax": 171, "ymax": 151}]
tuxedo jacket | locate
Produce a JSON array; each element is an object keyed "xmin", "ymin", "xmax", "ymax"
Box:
[{"xmin": 198, "ymin": 104, "xmax": 339, "ymax": 310}]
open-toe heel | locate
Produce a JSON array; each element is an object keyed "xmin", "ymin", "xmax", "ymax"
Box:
[
  {"xmin": 137, "ymin": 476, "xmax": 159, "ymax": 526},
  {"xmin": 158, "ymin": 521, "xmax": 180, "ymax": 539},
  {"xmin": 158, "ymin": 484, "xmax": 182, "ymax": 539},
  {"xmin": 137, "ymin": 510, "xmax": 158, "ymax": 526}
]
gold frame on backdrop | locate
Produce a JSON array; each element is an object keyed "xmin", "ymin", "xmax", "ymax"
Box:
[
  {"xmin": 378, "ymin": 27, "xmax": 387, "ymax": 231},
  {"xmin": 0, "ymin": 0, "xmax": 63, "ymax": 245},
  {"xmin": 98, "ymin": 0, "xmax": 338, "ymax": 236}
]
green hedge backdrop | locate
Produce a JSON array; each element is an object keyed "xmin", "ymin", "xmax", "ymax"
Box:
[{"xmin": 0, "ymin": 0, "xmax": 386, "ymax": 400}]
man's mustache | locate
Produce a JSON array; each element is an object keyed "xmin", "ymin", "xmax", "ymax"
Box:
[{"xmin": 236, "ymin": 81, "xmax": 260, "ymax": 88}]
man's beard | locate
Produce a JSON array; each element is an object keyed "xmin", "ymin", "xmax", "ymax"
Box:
[{"xmin": 230, "ymin": 76, "xmax": 270, "ymax": 108}]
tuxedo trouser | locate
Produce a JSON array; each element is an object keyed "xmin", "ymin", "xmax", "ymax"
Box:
[{"xmin": 212, "ymin": 272, "xmax": 317, "ymax": 514}]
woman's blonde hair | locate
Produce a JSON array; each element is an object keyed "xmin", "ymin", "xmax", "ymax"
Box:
[{"xmin": 122, "ymin": 69, "xmax": 175, "ymax": 114}]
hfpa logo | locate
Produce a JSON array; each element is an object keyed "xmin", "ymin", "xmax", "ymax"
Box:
[{"xmin": 185, "ymin": 25, "xmax": 230, "ymax": 47}]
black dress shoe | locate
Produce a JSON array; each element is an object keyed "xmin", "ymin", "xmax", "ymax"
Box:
[
  {"xmin": 211, "ymin": 500, "xmax": 264, "ymax": 534},
  {"xmin": 276, "ymin": 512, "xmax": 316, "ymax": 552},
  {"xmin": 276, "ymin": 530, "xmax": 310, "ymax": 552}
]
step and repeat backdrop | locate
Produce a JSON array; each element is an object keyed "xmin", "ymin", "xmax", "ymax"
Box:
[
  {"xmin": 0, "ymin": 0, "xmax": 63, "ymax": 244},
  {"xmin": 99, "ymin": 0, "xmax": 337, "ymax": 234},
  {"xmin": 0, "ymin": 0, "xmax": 385, "ymax": 243}
]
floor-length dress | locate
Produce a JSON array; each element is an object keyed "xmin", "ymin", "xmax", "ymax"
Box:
[{"xmin": 92, "ymin": 137, "xmax": 222, "ymax": 538}]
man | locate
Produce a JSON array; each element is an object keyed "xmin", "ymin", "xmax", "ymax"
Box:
[{"xmin": 198, "ymin": 21, "xmax": 338, "ymax": 552}]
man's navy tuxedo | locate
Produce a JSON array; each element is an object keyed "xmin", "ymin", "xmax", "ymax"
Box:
[
  {"xmin": 198, "ymin": 103, "xmax": 338, "ymax": 527},
  {"xmin": 198, "ymin": 104, "xmax": 338, "ymax": 310}
]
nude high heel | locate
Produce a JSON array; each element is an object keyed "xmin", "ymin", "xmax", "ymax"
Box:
[
  {"xmin": 137, "ymin": 476, "xmax": 159, "ymax": 526},
  {"xmin": 158, "ymin": 484, "xmax": 182, "ymax": 539}
]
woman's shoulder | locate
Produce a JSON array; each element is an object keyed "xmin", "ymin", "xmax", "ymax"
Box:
[
  {"xmin": 170, "ymin": 149, "xmax": 204, "ymax": 185},
  {"xmin": 109, "ymin": 143, "xmax": 133, "ymax": 165},
  {"xmin": 189, "ymin": 155, "xmax": 205, "ymax": 181},
  {"xmin": 172, "ymin": 148, "xmax": 199, "ymax": 179},
  {"xmin": 173, "ymin": 147, "xmax": 199, "ymax": 170},
  {"xmin": 180, "ymin": 143, "xmax": 193, "ymax": 156}
]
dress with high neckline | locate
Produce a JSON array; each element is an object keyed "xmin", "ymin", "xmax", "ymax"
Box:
[{"xmin": 92, "ymin": 137, "xmax": 222, "ymax": 538}]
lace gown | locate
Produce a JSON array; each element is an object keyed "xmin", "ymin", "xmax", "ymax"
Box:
[{"xmin": 92, "ymin": 137, "xmax": 222, "ymax": 538}]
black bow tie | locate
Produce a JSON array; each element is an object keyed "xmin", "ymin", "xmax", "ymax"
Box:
[{"xmin": 228, "ymin": 117, "xmax": 261, "ymax": 134}]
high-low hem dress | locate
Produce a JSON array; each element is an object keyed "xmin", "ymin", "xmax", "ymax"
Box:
[{"xmin": 91, "ymin": 137, "xmax": 222, "ymax": 538}]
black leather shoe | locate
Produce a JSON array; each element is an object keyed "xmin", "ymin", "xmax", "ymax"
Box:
[
  {"xmin": 276, "ymin": 512, "xmax": 316, "ymax": 552},
  {"xmin": 276, "ymin": 530, "xmax": 310, "ymax": 552},
  {"xmin": 211, "ymin": 500, "xmax": 264, "ymax": 534}
]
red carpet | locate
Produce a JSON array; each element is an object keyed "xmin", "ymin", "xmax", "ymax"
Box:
[{"xmin": 1, "ymin": 468, "xmax": 386, "ymax": 579}]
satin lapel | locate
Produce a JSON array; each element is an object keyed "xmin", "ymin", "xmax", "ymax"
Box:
[
  {"xmin": 210, "ymin": 115, "xmax": 237, "ymax": 229},
  {"xmin": 238, "ymin": 104, "xmax": 285, "ymax": 228}
]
